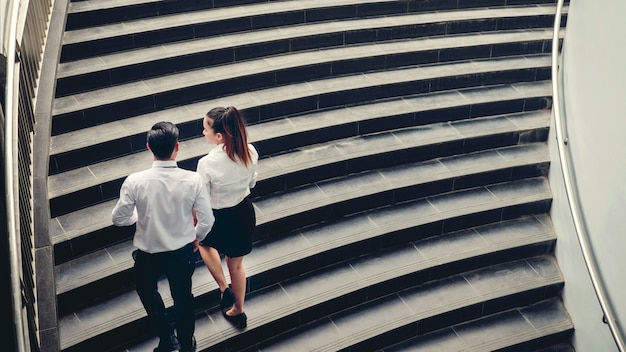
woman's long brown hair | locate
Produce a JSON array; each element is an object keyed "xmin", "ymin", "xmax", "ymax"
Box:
[{"xmin": 205, "ymin": 106, "xmax": 253, "ymax": 166}]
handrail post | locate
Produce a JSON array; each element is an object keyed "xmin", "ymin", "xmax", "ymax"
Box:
[{"xmin": 551, "ymin": 0, "xmax": 625, "ymax": 350}]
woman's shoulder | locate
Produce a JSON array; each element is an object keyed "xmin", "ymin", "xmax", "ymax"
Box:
[
  {"xmin": 248, "ymin": 143, "xmax": 259, "ymax": 160},
  {"xmin": 196, "ymin": 150, "xmax": 221, "ymax": 174},
  {"xmin": 198, "ymin": 146, "xmax": 222, "ymax": 161},
  {"xmin": 196, "ymin": 154, "xmax": 210, "ymax": 168}
]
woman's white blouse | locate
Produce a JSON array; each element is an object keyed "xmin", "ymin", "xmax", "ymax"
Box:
[{"xmin": 196, "ymin": 144, "xmax": 258, "ymax": 209}]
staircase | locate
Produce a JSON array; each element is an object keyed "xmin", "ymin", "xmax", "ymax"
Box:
[{"xmin": 49, "ymin": 0, "xmax": 573, "ymax": 351}]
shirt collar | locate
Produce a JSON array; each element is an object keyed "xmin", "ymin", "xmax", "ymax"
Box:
[
  {"xmin": 208, "ymin": 144, "xmax": 224, "ymax": 155},
  {"xmin": 152, "ymin": 160, "xmax": 178, "ymax": 168}
]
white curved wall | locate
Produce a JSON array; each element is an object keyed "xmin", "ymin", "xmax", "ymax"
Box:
[{"xmin": 550, "ymin": 0, "xmax": 626, "ymax": 350}]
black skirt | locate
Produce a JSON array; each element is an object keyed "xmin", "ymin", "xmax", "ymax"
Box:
[{"xmin": 200, "ymin": 196, "xmax": 255, "ymax": 257}]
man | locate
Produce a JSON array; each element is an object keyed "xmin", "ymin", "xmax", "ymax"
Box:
[{"xmin": 112, "ymin": 121, "xmax": 214, "ymax": 352}]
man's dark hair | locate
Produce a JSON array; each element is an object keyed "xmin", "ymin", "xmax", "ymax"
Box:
[{"xmin": 147, "ymin": 121, "xmax": 179, "ymax": 160}]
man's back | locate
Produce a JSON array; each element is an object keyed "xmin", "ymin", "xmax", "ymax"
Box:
[{"xmin": 112, "ymin": 159, "xmax": 214, "ymax": 253}]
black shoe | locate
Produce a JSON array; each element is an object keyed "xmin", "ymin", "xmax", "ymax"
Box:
[
  {"xmin": 153, "ymin": 334, "xmax": 180, "ymax": 352},
  {"xmin": 223, "ymin": 310, "xmax": 247, "ymax": 329},
  {"xmin": 220, "ymin": 287, "xmax": 235, "ymax": 310},
  {"xmin": 180, "ymin": 336, "xmax": 196, "ymax": 352}
]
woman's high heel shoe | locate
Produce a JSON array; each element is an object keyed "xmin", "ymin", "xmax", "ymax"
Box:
[
  {"xmin": 223, "ymin": 310, "xmax": 247, "ymax": 329},
  {"xmin": 220, "ymin": 287, "xmax": 235, "ymax": 310}
]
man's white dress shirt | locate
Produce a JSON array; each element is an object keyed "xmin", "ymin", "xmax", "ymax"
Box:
[{"xmin": 112, "ymin": 160, "xmax": 214, "ymax": 253}]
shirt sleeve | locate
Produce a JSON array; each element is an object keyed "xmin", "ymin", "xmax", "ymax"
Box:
[
  {"xmin": 196, "ymin": 158, "xmax": 213, "ymax": 193},
  {"xmin": 111, "ymin": 178, "xmax": 138, "ymax": 226},
  {"xmin": 249, "ymin": 170, "xmax": 258, "ymax": 189},
  {"xmin": 248, "ymin": 144, "xmax": 258, "ymax": 189},
  {"xmin": 193, "ymin": 177, "xmax": 214, "ymax": 241}
]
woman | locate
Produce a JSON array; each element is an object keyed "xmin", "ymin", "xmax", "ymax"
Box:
[{"xmin": 196, "ymin": 106, "xmax": 258, "ymax": 329}]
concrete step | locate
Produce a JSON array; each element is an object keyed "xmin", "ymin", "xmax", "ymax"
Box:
[
  {"xmin": 50, "ymin": 104, "xmax": 550, "ymax": 263},
  {"xmin": 60, "ymin": 1, "xmax": 560, "ymax": 62},
  {"xmin": 52, "ymin": 53, "xmax": 552, "ymax": 137},
  {"xmin": 49, "ymin": 52, "xmax": 551, "ymax": 170},
  {"xmin": 259, "ymin": 296, "xmax": 571, "ymax": 352},
  {"xmin": 48, "ymin": 81, "xmax": 551, "ymax": 210},
  {"xmin": 57, "ymin": 193, "xmax": 555, "ymax": 350},
  {"xmin": 56, "ymin": 8, "xmax": 564, "ymax": 97},
  {"xmin": 64, "ymin": 0, "xmax": 563, "ymax": 31},
  {"xmin": 66, "ymin": 0, "xmax": 220, "ymax": 30},
  {"xmin": 381, "ymin": 298, "xmax": 573, "ymax": 352},
  {"xmin": 48, "ymin": 80, "xmax": 551, "ymax": 210},
  {"xmin": 54, "ymin": 142, "xmax": 550, "ymax": 312}
]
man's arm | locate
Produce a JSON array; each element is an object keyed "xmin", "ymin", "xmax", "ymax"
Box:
[
  {"xmin": 111, "ymin": 180, "xmax": 138, "ymax": 226},
  {"xmin": 193, "ymin": 181, "xmax": 214, "ymax": 242}
]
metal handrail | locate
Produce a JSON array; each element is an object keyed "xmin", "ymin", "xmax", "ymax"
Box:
[
  {"xmin": 4, "ymin": 0, "xmax": 27, "ymax": 351},
  {"xmin": 550, "ymin": 0, "xmax": 625, "ymax": 350}
]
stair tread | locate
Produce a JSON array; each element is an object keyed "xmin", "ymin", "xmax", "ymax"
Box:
[
  {"xmin": 54, "ymin": 142, "xmax": 549, "ymax": 294},
  {"xmin": 49, "ymin": 106, "xmax": 550, "ymax": 242},
  {"xmin": 54, "ymin": 25, "xmax": 563, "ymax": 102},
  {"xmin": 265, "ymin": 296, "xmax": 570, "ymax": 352},
  {"xmin": 68, "ymin": 0, "xmax": 163, "ymax": 14},
  {"xmin": 58, "ymin": 206, "xmax": 557, "ymax": 349},
  {"xmin": 65, "ymin": 0, "xmax": 402, "ymax": 40},
  {"xmin": 61, "ymin": 3, "xmax": 553, "ymax": 46},
  {"xmin": 49, "ymin": 53, "xmax": 551, "ymax": 163},
  {"xmin": 210, "ymin": 259, "xmax": 564, "ymax": 352},
  {"xmin": 383, "ymin": 299, "xmax": 572, "ymax": 352},
  {"xmin": 57, "ymin": 12, "xmax": 557, "ymax": 81},
  {"xmin": 51, "ymin": 50, "xmax": 550, "ymax": 126},
  {"xmin": 48, "ymin": 81, "xmax": 550, "ymax": 199},
  {"xmin": 254, "ymin": 142, "xmax": 549, "ymax": 224},
  {"xmin": 67, "ymin": 0, "xmax": 466, "ymax": 17}
]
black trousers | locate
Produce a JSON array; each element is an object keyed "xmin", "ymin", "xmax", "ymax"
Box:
[{"xmin": 133, "ymin": 243, "xmax": 196, "ymax": 347}]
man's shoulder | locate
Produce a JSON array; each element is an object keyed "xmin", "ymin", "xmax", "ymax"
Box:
[
  {"xmin": 175, "ymin": 167, "xmax": 199, "ymax": 175},
  {"xmin": 172, "ymin": 167, "xmax": 203, "ymax": 181},
  {"xmin": 126, "ymin": 167, "xmax": 198, "ymax": 180},
  {"xmin": 125, "ymin": 169, "xmax": 149, "ymax": 181}
]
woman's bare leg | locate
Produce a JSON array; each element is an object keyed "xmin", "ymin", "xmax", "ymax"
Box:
[
  {"xmin": 224, "ymin": 256, "xmax": 246, "ymax": 315},
  {"xmin": 197, "ymin": 245, "xmax": 229, "ymax": 293}
]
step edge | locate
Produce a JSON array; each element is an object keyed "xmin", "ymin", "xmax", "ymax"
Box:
[{"xmin": 54, "ymin": 145, "xmax": 549, "ymax": 293}]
